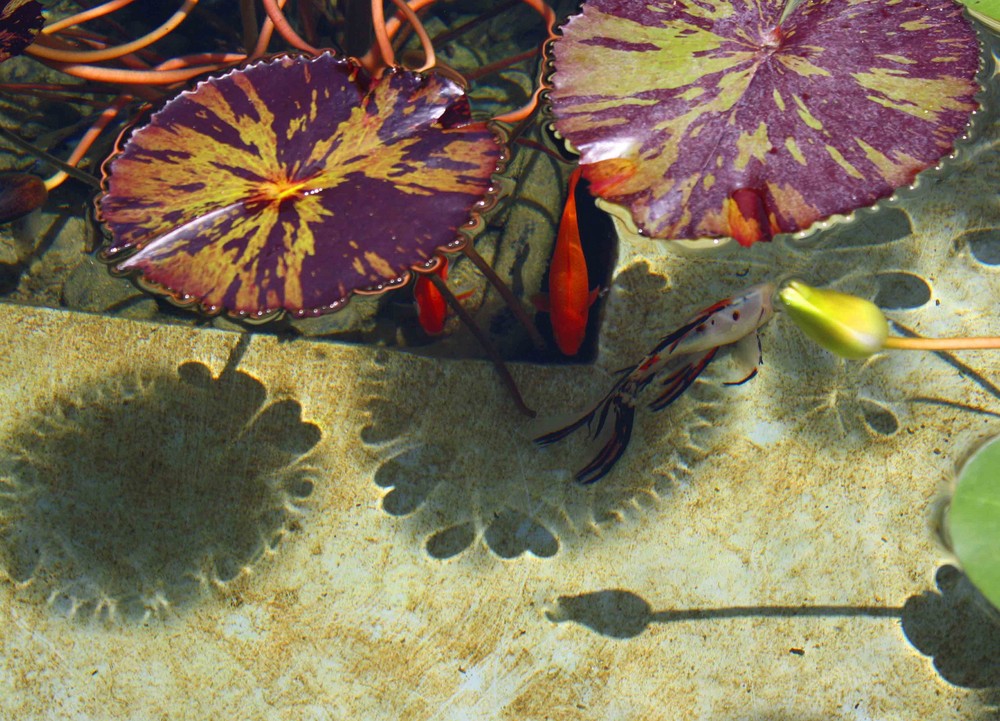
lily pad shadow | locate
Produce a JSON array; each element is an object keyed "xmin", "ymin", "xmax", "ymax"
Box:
[
  {"xmin": 360, "ymin": 264, "xmax": 729, "ymax": 561},
  {"xmin": 902, "ymin": 564, "xmax": 1000, "ymax": 689},
  {"xmin": 0, "ymin": 361, "xmax": 320, "ymax": 623}
]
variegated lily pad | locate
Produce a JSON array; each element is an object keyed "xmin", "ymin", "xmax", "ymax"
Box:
[
  {"xmin": 550, "ymin": 0, "xmax": 980, "ymax": 245},
  {"xmin": 97, "ymin": 53, "xmax": 503, "ymax": 320},
  {"xmin": 0, "ymin": 0, "xmax": 43, "ymax": 63}
]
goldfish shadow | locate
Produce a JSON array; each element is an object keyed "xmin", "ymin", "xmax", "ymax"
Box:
[
  {"xmin": 545, "ymin": 588, "xmax": 902, "ymax": 640},
  {"xmin": 0, "ymin": 360, "xmax": 320, "ymax": 623},
  {"xmin": 902, "ymin": 564, "xmax": 1000, "ymax": 690}
]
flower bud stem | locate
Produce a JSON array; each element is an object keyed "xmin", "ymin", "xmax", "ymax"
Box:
[{"xmin": 883, "ymin": 336, "xmax": 1000, "ymax": 351}]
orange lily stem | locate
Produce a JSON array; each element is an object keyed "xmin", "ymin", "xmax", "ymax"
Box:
[
  {"xmin": 0, "ymin": 125, "xmax": 100, "ymax": 188},
  {"xmin": 389, "ymin": 0, "xmax": 435, "ymax": 72},
  {"xmin": 43, "ymin": 95, "xmax": 132, "ymax": 191},
  {"xmin": 42, "ymin": 0, "xmax": 137, "ymax": 35},
  {"xmin": 491, "ymin": 0, "xmax": 557, "ymax": 124},
  {"xmin": 368, "ymin": 0, "xmax": 396, "ymax": 72},
  {"xmin": 250, "ymin": 16, "xmax": 278, "ymax": 60},
  {"xmin": 370, "ymin": 0, "xmax": 556, "ymax": 119},
  {"xmin": 427, "ymin": 271, "xmax": 536, "ymax": 418},
  {"xmin": 883, "ymin": 336, "xmax": 1000, "ymax": 351},
  {"xmin": 45, "ymin": 56, "xmax": 240, "ymax": 85},
  {"xmin": 261, "ymin": 0, "xmax": 319, "ymax": 56},
  {"xmin": 28, "ymin": 0, "xmax": 199, "ymax": 64}
]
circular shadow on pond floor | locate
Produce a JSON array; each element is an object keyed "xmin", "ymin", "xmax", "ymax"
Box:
[{"xmin": 0, "ymin": 361, "xmax": 320, "ymax": 623}]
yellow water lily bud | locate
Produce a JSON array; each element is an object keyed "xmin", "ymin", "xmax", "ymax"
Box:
[{"xmin": 778, "ymin": 280, "xmax": 889, "ymax": 359}]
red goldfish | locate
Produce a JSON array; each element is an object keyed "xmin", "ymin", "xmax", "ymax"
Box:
[
  {"xmin": 413, "ymin": 258, "xmax": 474, "ymax": 335},
  {"xmin": 413, "ymin": 259, "xmax": 450, "ymax": 335},
  {"xmin": 537, "ymin": 166, "xmax": 600, "ymax": 356}
]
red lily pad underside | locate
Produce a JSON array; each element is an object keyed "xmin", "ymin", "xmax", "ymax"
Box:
[
  {"xmin": 550, "ymin": 0, "xmax": 980, "ymax": 243},
  {"xmin": 98, "ymin": 53, "xmax": 502, "ymax": 319}
]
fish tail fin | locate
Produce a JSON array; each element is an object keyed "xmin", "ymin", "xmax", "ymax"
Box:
[
  {"xmin": 531, "ymin": 405, "xmax": 600, "ymax": 446},
  {"xmin": 532, "ymin": 370, "xmax": 634, "ymax": 447},
  {"xmin": 648, "ymin": 349, "xmax": 717, "ymax": 412},
  {"xmin": 574, "ymin": 395, "xmax": 637, "ymax": 485}
]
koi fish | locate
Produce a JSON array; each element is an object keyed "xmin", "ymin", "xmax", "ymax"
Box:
[
  {"xmin": 536, "ymin": 166, "xmax": 600, "ymax": 356},
  {"xmin": 534, "ymin": 283, "xmax": 776, "ymax": 484}
]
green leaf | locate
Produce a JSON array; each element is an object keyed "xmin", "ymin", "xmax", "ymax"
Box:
[
  {"xmin": 950, "ymin": 436, "xmax": 1000, "ymax": 611},
  {"xmin": 960, "ymin": 0, "xmax": 1000, "ymax": 28}
]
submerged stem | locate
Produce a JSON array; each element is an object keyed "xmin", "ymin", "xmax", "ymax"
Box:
[
  {"xmin": 461, "ymin": 243, "xmax": 548, "ymax": 352},
  {"xmin": 0, "ymin": 125, "xmax": 100, "ymax": 189},
  {"xmin": 883, "ymin": 336, "xmax": 1000, "ymax": 352},
  {"xmin": 427, "ymin": 272, "xmax": 536, "ymax": 418}
]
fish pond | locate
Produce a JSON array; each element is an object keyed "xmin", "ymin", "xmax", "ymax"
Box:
[{"xmin": 1, "ymin": 0, "xmax": 1000, "ymax": 718}]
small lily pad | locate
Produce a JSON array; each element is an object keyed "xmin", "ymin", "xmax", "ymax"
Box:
[{"xmin": 949, "ymin": 436, "xmax": 1000, "ymax": 612}]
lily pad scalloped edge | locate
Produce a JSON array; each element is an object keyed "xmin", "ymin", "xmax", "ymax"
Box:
[
  {"xmin": 547, "ymin": 0, "xmax": 983, "ymax": 245},
  {"xmin": 95, "ymin": 53, "xmax": 510, "ymax": 324}
]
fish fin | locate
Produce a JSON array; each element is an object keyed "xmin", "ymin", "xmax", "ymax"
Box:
[
  {"xmin": 648, "ymin": 349, "xmax": 717, "ymax": 412},
  {"xmin": 724, "ymin": 367, "xmax": 758, "ymax": 386},
  {"xmin": 587, "ymin": 287, "xmax": 601, "ymax": 307},
  {"xmin": 531, "ymin": 406, "xmax": 598, "ymax": 446},
  {"xmin": 723, "ymin": 332, "xmax": 763, "ymax": 386},
  {"xmin": 533, "ymin": 370, "xmax": 634, "ymax": 448},
  {"xmin": 532, "ymin": 292, "xmax": 551, "ymax": 313},
  {"xmin": 610, "ymin": 363, "xmax": 635, "ymax": 377},
  {"xmin": 575, "ymin": 396, "xmax": 637, "ymax": 485}
]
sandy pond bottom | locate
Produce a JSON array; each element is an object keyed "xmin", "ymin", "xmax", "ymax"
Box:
[
  {"xmin": 2, "ymin": 189, "xmax": 1000, "ymax": 718},
  {"xmin": 3, "ymin": 26, "xmax": 1000, "ymax": 719}
]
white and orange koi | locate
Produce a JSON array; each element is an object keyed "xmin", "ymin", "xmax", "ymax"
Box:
[{"xmin": 534, "ymin": 283, "xmax": 776, "ymax": 484}]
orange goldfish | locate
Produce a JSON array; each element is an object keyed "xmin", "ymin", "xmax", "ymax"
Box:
[
  {"xmin": 537, "ymin": 166, "xmax": 600, "ymax": 356},
  {"xmin": 726, "ymin": 187, "xmax": 780, "ymax": 247}
]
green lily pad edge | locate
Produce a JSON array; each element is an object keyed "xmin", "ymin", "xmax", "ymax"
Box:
[
  {"xmin": 949, "ymin": 435, "xmax": 1000, "ymax": 612},
  {"xmin": 961, "ymin": 0, "xmax": 1000, "ymax": 30}
]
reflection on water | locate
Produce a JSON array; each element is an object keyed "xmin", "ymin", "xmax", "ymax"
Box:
[{"xmin": 0, "ymin": 361, "xmax": 320, "ymax": 623}]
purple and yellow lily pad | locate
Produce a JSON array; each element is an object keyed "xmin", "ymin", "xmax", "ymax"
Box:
[
  {"xmin": 550, "ymin": 0, "xmax": 980, "ymax": 245},
  {"xmin": 0, "ymin": 0, "xmax": 43, "ymax": 63},
  {"xmin": 97, "ymin": 53, "xmax": 503, "ymax": 320}
]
